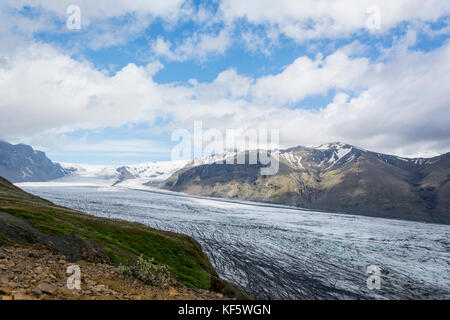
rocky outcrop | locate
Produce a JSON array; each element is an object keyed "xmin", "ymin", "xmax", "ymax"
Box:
[
  {"xmin": 0, "ymin": 141, "xmax": 66, "ymax": 182},
  {"xmin": 0, "ymin": 246, "xmax": 228, "ymax": 300}
]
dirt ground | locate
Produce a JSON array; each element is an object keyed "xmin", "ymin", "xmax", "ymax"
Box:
[{"xmin": 0, "ymin": 245, "xmax": 228, "ymax": 300}]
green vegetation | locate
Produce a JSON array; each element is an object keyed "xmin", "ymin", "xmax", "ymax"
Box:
[
  {"xmin": 116, "ymin": 255, "xmax": 171, "ymax": 287},
  {"xmin": 0, "ymin": 177, "xmax": 214, "ymax": 290}
]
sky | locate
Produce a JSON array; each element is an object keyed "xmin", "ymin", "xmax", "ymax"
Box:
[{"xmin": 0, "ymin": 0, "xmax": 449, "ymax": 164}]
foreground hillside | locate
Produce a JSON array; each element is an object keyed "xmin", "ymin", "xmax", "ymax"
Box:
[
  {"xmin": 0, "ymin": 246, "xmax": 227, "ymax": 300},
  {"xmin": 0, "ymin": 177, "xmax": 247, "ymax": 299},
  {"xmin": 164, "ymin": 143, "xmax": 450, "ymax": 224}
]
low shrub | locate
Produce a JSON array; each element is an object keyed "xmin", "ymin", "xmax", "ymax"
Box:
[{"xmin": 116, "ymin": 255, "xmax": 171, "ymax": 287}]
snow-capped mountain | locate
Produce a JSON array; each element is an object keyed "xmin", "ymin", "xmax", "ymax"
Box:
[
  {"xmin": 277, "ymin": 142, "xmax": 440, "ymax": 173},
  {"xmin": 58, "ymin": 160, "xmax": 189, "ymax": 186},
  {"xmin": 278, "ymin": 142, "xmax": 354, "ymax": 171},
  {"xmin": 164, "ymin": 142, "xmax": 450, "ymax": 224},
  {"xmin": 187, "ymin": 152, "xmax": 238, "ymax": 166}
]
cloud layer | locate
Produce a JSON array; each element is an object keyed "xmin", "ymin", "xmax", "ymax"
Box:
[
  {"xmin": 0, "ymin": 1, "xmax": 449, "ymax": 159},
  {"xmin": 220, "ymin": 0, "xmax": 450, "ymax": 41},
  {"xmin": 1, "ymin": 37, "xmax": 450, "ymax": 157}
]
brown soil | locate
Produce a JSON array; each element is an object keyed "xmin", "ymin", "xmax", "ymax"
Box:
[{"xmin": 0, "ymin": 245, "xmax": 228, "ymax": 300}]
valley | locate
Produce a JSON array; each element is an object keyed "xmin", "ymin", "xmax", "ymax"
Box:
[{"xmin": 20, "ymin": 183, "xmax": 450, "ymax": 300}]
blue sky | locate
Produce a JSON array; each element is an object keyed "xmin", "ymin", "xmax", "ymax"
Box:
[{"xmin": 1, "ymin": 1, "xmax": 450, "ymax": 163}]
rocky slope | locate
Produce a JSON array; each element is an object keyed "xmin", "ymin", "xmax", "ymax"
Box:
[
  {"xmin": 163, "ymin": 143, "xmax": 450, "ymax": 224},
  {"xmin": 0, "ymin": 246, "xmax": 227, "ymax": 300},
  {"xmin": 0, "ymin": 176, "xmax": 248, "ymax": 300},
  {"xmin": 0, "ymin": 141, "xmax": 65, "ymax": 183}
]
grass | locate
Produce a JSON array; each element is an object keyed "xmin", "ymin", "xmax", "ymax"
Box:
[{"xmin": 0, "ymin": 177, "xmax": 213, "ymax": 290}]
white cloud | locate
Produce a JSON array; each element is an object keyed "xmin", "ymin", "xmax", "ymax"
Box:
[
  {"xmin": 0, "ymin": 0, "xmax": 189, "ymax": 52},
  {"xmin": 151, "ymin": 37, "xmax": 177, "ymax": 60},
  {"xmin": 3, "ymin": 0, "xmax": 449, "ymax": 58},
  {"xmin": 193, "ymin": 69, "xmax": 253, "ymax": 100},
  {"xmin": 1, "ymin": 35, "xmax": 450, "ymax": 157},
  {"xmin": 145, "ymin": 60, "xmax": 164, "ymax": 76},
  {"xmin": 3, "ymin": 0, "xmax": 186, "ymax": 22},
  {"xmin": 220, "ymin": 0, "xmax": 450, "ymax": 42},
  {"xmin": 0, "ymin": 43, "xmax": 160, "ymax": 136},
  {"xmin": 151, "ymin": 28, "xmax": 233, "ymax": 62},
  {"xmin": 241, "ymin": 30, "xmax": 275, "ymax": 56},
  {"xmin": 251, "ymin": 48, "xmax": 370, "ymax": 105}
]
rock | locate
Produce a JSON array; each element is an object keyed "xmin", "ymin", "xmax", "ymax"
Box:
[
  {"xmin": 28, "ymin": 251, "xmax": 40, "ymax": 258},
  {"xmin": 34, "ymin": 266, "xmax": 43, "ymax": 274},
  {"xmin": 58, "ymin": 287, "xmax": 75, "ymax": 296},
  {"xmin": 31, "ymin": 288, "xmax": 43, "ymax": 296},
  {"xmin": 169, "ymin": 287, "xmax": 179, "ymax": 297},
  {"xmin": 94, "ymin": 284, "xmax": 107, "ymax": 292},
  {"xmin": 0, "ymin": 286, "xmax": 12, "ymax": 295},
  {"xmin": 1, "ymin": 295, "xmax": 12, "ymax": 300},
  {"xmin": 36, "ymin": 282, "xmax": 58, "ymax": 295},
  {"xmin": 0, "ymin": 141, "xmax": 66, "ymax": 183},
  {"xmin": 12, "ymin": 291, "xmax": 31, "ymax": 300},
  {"xmin": 15, "ymin": 288, "xmax": 26, "ymax": 294}
]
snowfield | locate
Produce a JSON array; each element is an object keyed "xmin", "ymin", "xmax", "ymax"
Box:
[{"xmin": 17, "ymin": 160, "xmax": 190, "ymax": 187}]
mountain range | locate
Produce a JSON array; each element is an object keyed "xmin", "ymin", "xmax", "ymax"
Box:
[
  {"xmin": 59, "ymin": 160, "xmax": 189, "ymax": 186},
  {"xmin": 0, "ymin": 141, "xmax": 188, "ymax": 185},
  {"xmin": 163, "ymin": 143, "xmax": 450, "ymax": 224},
  {"xmin": 1, "ymin": 140, "xmax": 448, "ymax": 224}
]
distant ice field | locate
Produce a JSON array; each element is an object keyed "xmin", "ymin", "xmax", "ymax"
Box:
[{"xmin": 20, "ymin": 183, "xmax": 450, "ymax": 300}]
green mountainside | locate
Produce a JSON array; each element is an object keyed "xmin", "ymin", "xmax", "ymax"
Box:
[{"xmin": 0, "ymin": 176, "xmax": 247, "ymax": 298}]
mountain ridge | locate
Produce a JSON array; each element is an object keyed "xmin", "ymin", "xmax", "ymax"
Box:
[
  {"xmin": 163, "ymin": 142, "xmax": 450, "ymax": 224},
  {"xmin": 58, "ymin": 160, "xmax": 189, "ymax": 186},
  {"xmin": 2, "ymin": 140, "xmax": 449, "ymax": 224},
  {"xmin": 0, "ymin": 141, "xmax": 65, "ymax": 182}
]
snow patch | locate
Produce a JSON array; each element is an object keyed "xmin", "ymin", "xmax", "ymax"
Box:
[
  {"xmin": 188, "ymin": 152, "xmax": 237, "ymax": 166},
  {"xmin": 21, "ymin": 167, "xmax": 34, "ymax": 178},
  {"xmin": 280, "ymin": 152, "xmax": 305, "ymax": 170},
  {"xmin": 325, "ymin": 147, "xmax": 353, "ymax": 170}
]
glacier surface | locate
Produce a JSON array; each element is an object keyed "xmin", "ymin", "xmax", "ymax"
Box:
[{"xmin": 19, "ymin": 184, "xmax": 450, "ymax": 300}]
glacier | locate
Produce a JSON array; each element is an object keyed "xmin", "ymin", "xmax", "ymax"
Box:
[{"xmin": 18, "ymin": 182, "xmax": 450, "ymax": 300}]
